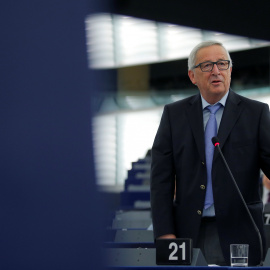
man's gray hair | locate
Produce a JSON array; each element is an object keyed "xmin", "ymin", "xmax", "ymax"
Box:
[{"xmin": 188, "ymin": 41, "xmax": 233, "ymax": 71}]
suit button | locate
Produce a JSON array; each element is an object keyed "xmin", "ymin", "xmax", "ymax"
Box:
[
  {"xmin": 200, "ymin": 185, "xmax": 205, "ymax": 190},
  {"xmin": 201, "ymin": 161, "xmax": 205, "ymax": 165},
  {"xmin": 197, "ymin": 210, "xmax": 202, "ymax": 215}
]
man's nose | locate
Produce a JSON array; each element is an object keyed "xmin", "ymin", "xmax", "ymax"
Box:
[{"xmin": 211, "ymin": 63, "xmax": 220, "ymax": 74}]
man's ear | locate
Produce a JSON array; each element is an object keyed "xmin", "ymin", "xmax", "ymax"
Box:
[{"xmin": 188, "ymin": 70, "xmax": 196, "ymax": 85}]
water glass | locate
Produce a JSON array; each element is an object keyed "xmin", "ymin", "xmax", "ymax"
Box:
[{"xmin": 230, "ymin": 244, "xmax": 249, "ymax": 267}]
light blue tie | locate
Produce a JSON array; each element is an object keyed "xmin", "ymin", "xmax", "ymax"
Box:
[{"xmin": 204, "ymin": 103, "xmax": 221, "ymax": 209}]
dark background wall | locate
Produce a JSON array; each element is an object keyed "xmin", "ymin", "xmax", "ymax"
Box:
[{"xmin": 150, "ymin": 47, "xmax": 270, "ymax": 91}]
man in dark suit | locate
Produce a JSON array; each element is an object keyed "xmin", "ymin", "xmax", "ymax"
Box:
[{"xmin": 150, "ymin": 41, "xmax": 270, "ymax": 266}]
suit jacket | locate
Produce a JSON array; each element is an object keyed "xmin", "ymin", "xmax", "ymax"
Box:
[{"xmin": 150, "ymin": 90, "xmax": 270, "ymax": 266}]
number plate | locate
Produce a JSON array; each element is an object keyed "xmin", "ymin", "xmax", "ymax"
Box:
[
  {"xmin": 156, "ymin": 238, "xmax": 193, "ymax": 265},
  {"xmin": 264, "ymin": 213, "xmax": 270, "ymax": 224}
]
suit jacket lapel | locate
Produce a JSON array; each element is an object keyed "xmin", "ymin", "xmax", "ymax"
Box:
[
  {"xmin": 186, "ymin": 94, "xmax": 205, "ymax": 162},
  {"xmin": 214, "ymin": 90, "xmax": 243, "ymax": 160}
]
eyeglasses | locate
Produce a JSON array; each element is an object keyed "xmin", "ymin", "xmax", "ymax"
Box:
[{"xmin": 192, "ymin": 60, "xmax": 230, "ymax": 72}]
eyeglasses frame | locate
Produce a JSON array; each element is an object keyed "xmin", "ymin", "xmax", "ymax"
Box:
[{"xmin": 192, "ymin": 60, "xmax": 231, "ymax": 72}]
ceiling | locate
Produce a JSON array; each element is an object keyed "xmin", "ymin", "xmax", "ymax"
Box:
[
  {"xmin": 111, "ymin": 0, "xmax": 270, "ymax": 41},
  {"xmin": 86, "ymin": 14, "xmax": 270, "ymax": 69}
]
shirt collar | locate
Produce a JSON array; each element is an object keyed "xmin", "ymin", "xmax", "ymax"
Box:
[{"xmin": 201, "ymin": 90, "xmax": 229, "ymax": 110}]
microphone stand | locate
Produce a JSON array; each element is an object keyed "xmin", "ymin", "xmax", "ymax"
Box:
[{"xmin": 212, "ymin": 137, "xmax": 264, "ymax": 266}]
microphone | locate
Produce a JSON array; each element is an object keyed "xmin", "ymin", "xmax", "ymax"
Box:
[{"xmin": 212, "ymin": 136, "xmax": 263, "ymax": 266}]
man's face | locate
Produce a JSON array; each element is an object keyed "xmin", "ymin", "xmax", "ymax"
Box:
[{"xmin": 188, "ymin": 45, "xmax": 232, "ymax": 104}]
